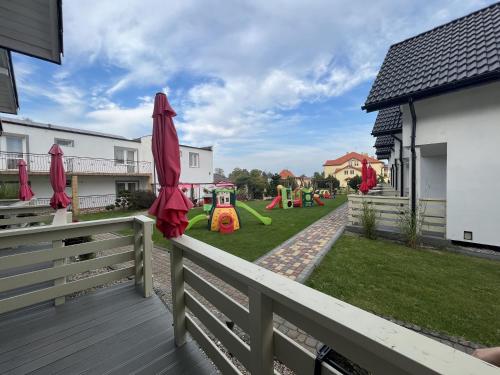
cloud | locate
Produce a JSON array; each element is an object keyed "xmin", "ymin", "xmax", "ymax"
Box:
[{"xmin": 12, "ymin": 0, "xmax": 494, "ymax": 174}]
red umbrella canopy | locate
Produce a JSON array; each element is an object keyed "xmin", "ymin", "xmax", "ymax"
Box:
[
  {"xmin": 17, "ymin": 159, "xmax": 34, "ymax": 201},
  {"xmin": 48, "ymin": 144, "xmax": 71, "ymax": 209},
  {"xmin": 371, "ymin": 168, "xmax": 377, "ymax": 187},
  {"xmin": 148, "ymin": 93, "xmax": 193, "ymax": 238},
  {"xmin": 367, "ymin": 165, "xmax": 374, "ymax": 189},
  {"xmin": 359, "ymin": 159, "xmax": 369, "ymax": 194}
]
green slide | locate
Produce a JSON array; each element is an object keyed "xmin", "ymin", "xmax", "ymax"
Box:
[
  {"xmin": 236, "ymin": 201, "xmax": 272, "ymax": 226},
  {"xmin": 186, "ymin": 214, "xmax": 208, "ymax": 230}
]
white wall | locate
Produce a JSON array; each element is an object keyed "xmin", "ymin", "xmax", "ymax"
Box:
[
  {"xmin": 420, "ymin": 154, "xmax": 446, "ymax": 199},
  {"xmin": 139, "ymin": 135, "xmax": 214, "ymax": 185},
  {"xmin": 0, "ymin": 122, "xmax": 142, "ymax": 159},
  {"xmin": 401, "ymin": 81, "xmax": 500, "ymax": 246}
]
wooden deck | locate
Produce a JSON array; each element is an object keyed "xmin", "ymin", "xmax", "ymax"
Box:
[{"xmin": 0, "ymin": 283, "xmax": 216, "ymax": 375}]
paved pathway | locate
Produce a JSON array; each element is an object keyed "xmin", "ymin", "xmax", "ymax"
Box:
[{"xmin": 256, "ymin": 203, "xmax": 347, "ymax": 282}]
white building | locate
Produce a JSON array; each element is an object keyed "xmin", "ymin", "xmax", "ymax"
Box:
[
  {"xmin": 0, "ymin": 117, "xmax": 214, "ymax": 211},
  {"xmin": 365, "ymin": 3, "xmax": 500, "ymax": 248}
]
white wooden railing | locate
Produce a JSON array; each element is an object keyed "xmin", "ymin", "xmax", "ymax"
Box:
[
  {"xmin": 348, "ymin": 195, "xmax": 446, "ymax": 238},
  {"xmin": 0, "ymin": 205, "xmax": 55, "ymax": 228},
  {"xmin": 0, "ymin": 215, "xmax": 153, "ymax": 313},
  {"xmin": 169, "ymin": 235, "xmax": 496, "ymax": 375}
]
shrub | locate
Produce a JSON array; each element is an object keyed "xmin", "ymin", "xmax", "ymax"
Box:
[
  {"xmin": 0, "ymin": 183, "xmax": 18, "ymax": 199},
  {"xmin": 115, "ymin": 190, "xmax": 156, "ymax": 210},
  {"xmin": 105, "ymin": 204, "xmax": 115, "ymax": 211},
  {"xmin": 348, "ymin": 175, "xmax": 362, "ymax": 192},
  {"xmin": 361, "ymin": 200, "xmax": 377, "ymax": 239},
  {"xmin": 127, "ymin": 190, "xmax": 156, "ymax": 210},
  {"xmin": 399, "ymin": 203, "xmax": 426, "ymax": 248}
]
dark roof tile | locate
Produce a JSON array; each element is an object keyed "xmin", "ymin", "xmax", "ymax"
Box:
[
  {"xmin": 364, "ymin": 2, "xmax": 500, "ymax": 111},
  {"xmin": 374, "ymin": 135, "xmax": 395, "ymax": 148},
  {"xmin": 371, "ymin": 107, "xmax": 402, "ymax": 136}
]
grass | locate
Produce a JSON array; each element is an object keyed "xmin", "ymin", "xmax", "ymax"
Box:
[
  {"xmin": 306, "ymin": 234, "xmax": 500, "ymax": 346},
  {"xmin": 78, "ymin": 195, "xmax": 347, "ymax": 262}
]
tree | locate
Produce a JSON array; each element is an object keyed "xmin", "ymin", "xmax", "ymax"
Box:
[
  {"xmin": 377, "ymin": 174, "xmax": 385, "ymax": 183},
  {"xmin": 213, "ymin": 168, "xmax": 226, "ymax": 183},
  {"xmin": 268, "ymin": 173, "xmax": 281, "ymax": 197},
  {"xmin": 312, "ymin": 171, "xmax": 339, "ymax": 190},
  {"xmin": 284, "ymin": 176, "xmax": 298, "ymax": 190},
  {"xmin": 348, "ymin": 175, "xmax": 362, "ymax": 192}
]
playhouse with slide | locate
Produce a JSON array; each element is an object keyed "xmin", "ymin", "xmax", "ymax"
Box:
[
  {"xmin": 266, "ymin": 185, "xmax": 324, "ymax": 210},
  {"xmin": 186, "ymin": 187, "xmax": 272, "ymax": 233}
]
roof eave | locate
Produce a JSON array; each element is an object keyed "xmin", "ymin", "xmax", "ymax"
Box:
[{"xmin": 363, "ymin": 71, "xmax": 500, "ymax": 112}]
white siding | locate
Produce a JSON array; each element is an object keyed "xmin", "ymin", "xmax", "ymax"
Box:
[{"xmin": 401, "ymin": 81, "xmax": 500, "ymax": 246}]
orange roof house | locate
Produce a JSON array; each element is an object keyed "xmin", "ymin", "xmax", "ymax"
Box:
[
  {"xmin": 323, "ymin": 152, "xmax": 384, "ymax": 187},
  {"xmin": 279, "ymin": 169, "xmax": 295, "ymax": 179}
]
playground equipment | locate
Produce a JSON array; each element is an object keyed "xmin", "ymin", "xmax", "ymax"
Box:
[
  {"xmin": 266, "ymin": 185, "xmax": 293, "ymax": 210},
  {"xmin": 187, "ymin": 187, "xmax": 272, "ymax": 233},
  {"xmin": 317, "ymin": 189, "xmax": 331, "ymax": 199},
  {"xmin": 267, "ymin": 186, "xmax": 324, "ymax": 209}
]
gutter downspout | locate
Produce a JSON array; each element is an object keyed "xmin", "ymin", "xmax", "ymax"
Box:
[
  {"xmin": 392, "ymin": 135, "xmax": 404, "ymax": 197},
  {"xmin": 409, "ymin": 99, "xmax": 417, "ymax": 215}
]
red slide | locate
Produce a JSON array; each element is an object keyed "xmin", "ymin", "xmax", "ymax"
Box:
[
  {"xmin": 266, "ymin": 196, "xmax": 281, "ymax": 210},
  {"xmin": 313, "ymin": 196, "xmax": 324, "ymax": 206}
]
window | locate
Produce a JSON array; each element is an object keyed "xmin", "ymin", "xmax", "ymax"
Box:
[
  {"xmin": 55, "ymin": 138, "xmax": 74, "ymax": 147},
  {"xmin": 114, "ymin": 147, "xmax": 137, "ymax": 172},
  {"xmin": 189, "ymin": 152, "xmax": 200, "ymax": 168},
  {"xmin": 116, "ymin": 181, "xmax": 139, "ymax": 194},
  {"xmin": 350, "ymin": 170, "xmax": 354, "ymax": 175},
  {"xmin": 6, "ymin": 136, "xmax": 23, "ymax": 169},
  {"xmin": 344, "ymin": 170, "xmax": 348, "ymax": 175}
]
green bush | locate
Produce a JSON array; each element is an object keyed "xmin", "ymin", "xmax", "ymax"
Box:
[
  {"xmin": 399, "ymin": 204, "xmax": 425, "ymax": 249},
  {"xmin": 0, "ymin": 183, "xmax": 18, "ymax": 199},
  {"xmin": 116, "ymin": 190, "xmax": 156, "ymax": 210},
  {"xmin": 348, "ymin": 175, "xmax": 362, "ymax": 192},
  {"xmin": 105, "ymin": 204, "xmax": 115, "ymax": 211},
  {"xmin": 127, "ymin": 190, "xmax": 156, "ymax": 210},
  {"xmin": 361, "ymin": 200, "xmax": 377, "ymax": 239}
]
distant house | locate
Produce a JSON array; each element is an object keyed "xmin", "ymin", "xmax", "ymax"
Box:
[
  {"xmin": 323, "ymin": 152, "xmax": 384, "ymax": 187},
  {"xmin": 279, "ymin": 169, "xmax": 295, "ymax": 179},
  {"xmin": 0, "ymin": 117, "xmax": 213, "ymax": 211},
  {"xmin": 364, "ymin": 3, "xmax": 500, "ymax": 247},
  {"xmin": 279, "ymin": 169, "xmax": 311, "ymax": 187}
]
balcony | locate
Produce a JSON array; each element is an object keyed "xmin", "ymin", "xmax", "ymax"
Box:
[
  {"xmin": 0, "ymin": 208, "xmax": 496, "ymax": 374},
  {"xmin": 0, "ymin": 151, "xmax": 152, "ymax": 176}
]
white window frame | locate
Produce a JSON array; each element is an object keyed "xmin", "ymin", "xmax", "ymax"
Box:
[
  {"xmin": 54, "ymin": 138, "xmax": 74, "ymax": 147},
  {"xmin": 5, "ymin": 134, "xmax": 25, "ymax": 170},
  {"xmin": 116, "ymin": 181, "xmax": 139, "ymax": 194},
  {"xmin": 189, "ymin": 152, "xmax": 200, "ymax": 168}
]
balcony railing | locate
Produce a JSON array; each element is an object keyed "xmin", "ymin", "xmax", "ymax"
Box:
[
  {"xmin": 170, "ymin": 235, "xmax": 496, "ymax": 374},
  {"xmin": 0, "ymin": 151, "xmax": 152, "ymax": 175}
]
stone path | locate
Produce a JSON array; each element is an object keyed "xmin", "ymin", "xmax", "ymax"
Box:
[{"xmin": 256, "ymin": 203, "xmax": 347, "ymax": 282}]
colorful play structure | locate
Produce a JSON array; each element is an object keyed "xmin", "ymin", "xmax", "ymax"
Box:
[
  {"xmin": 266, "ymin": 185, "xmax": 324, "ymax": 210},
  {"xmin": 186, "ymin": 187, "xmax": 272, "ymax": 233}
]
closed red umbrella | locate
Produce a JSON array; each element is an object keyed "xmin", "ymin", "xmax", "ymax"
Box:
[
  {"xmin": 18, "ymin": 159, "xmax": 34, "ymax": 201},
  {"xmin": 371, "ymin": 168, "xmax": 377, "ymax": 188},
  {"xmin": 367, "ymin": 165, "xmax": 374, "ymax": 189},
  {"xmin": 359, "ymin": 159, "xmax": 369, "ymax": 194},
  {"xmin": 148, "ymin": 93, "xmax": 193, "ymax": 238},
  {"xmin": 48, "ymin": 144, "xmax": 71, "ymax": 209}
]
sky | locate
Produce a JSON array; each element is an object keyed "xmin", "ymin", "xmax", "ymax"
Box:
[{"xmin": 7, "ymin": 0, "xmax": 493, "ymax": 176}]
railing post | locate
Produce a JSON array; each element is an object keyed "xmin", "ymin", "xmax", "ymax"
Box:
[
  {"xmin": 71, "ymin": 175, "xmax": 80, "ymax": 217},
  {"xmin": 142, "ymin": 219, "xmax": 153, "ymax": 297},
  {"xmin": 248, "ymin": 287, "xmax": 274, "ymax": 375},
  {"xmin": 170, "ymin": 244, "xmax": 187, "ymax": 346},
  {"xmin": 52, "ymin": 208, "xmax": 70, "ymax": 306}
]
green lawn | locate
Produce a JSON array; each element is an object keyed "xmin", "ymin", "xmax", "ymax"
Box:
[
  {"xmin": 79, "ymin": 195, "xmax": 346, "ymax": 262},
  {"xmin": 306, "ymin": 234, "xmax": 500, "ymax": 346}
]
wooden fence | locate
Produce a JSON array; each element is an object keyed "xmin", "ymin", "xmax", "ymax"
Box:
[
  {"xmin": 348, "ymin": 195, "xmax": 446, "ymax": 238},
  {"xmin": 169, "ymin": 235, "xmax": 495, "ymax": 375},
  {"xmin": 0, "ymin": 215, "xmax": 153, "ymax": 314},
  {"xmin": 0, "ymin": 205, "xmax": 55, "ymax": 228}
]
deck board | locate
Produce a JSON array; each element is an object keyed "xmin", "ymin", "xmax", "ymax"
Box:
[{"xmin": 0, "ymin": 283, "xmax": 215, "ymax": 375}]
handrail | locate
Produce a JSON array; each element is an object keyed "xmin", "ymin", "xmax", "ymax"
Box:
[
  {"xmin": 0, "ymin": 215, "xmax": 153, "ymax": 312},
  {"xmin": 0, "ymin": 151, "xmax": 152, "ymax": 174},
  {"xmin": 170, "ymin": 235, "xmax": 497, "ymax": 374}
]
